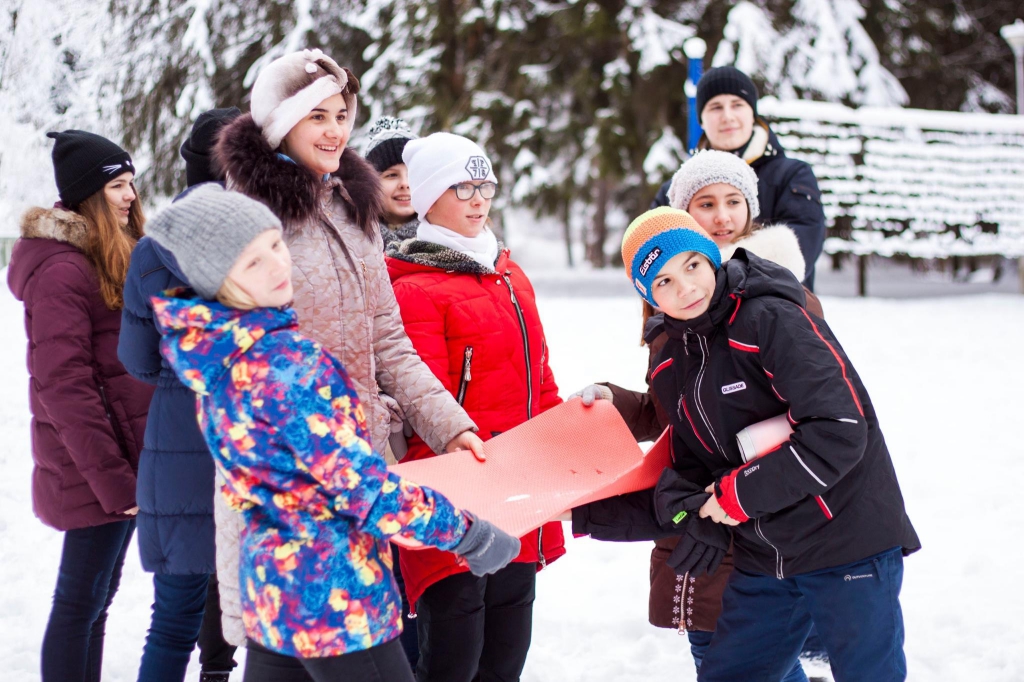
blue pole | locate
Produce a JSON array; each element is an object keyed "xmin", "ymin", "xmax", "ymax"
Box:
[{"xmin": 684, "ymin": 38, "xmax": 707, "ymax": 152}]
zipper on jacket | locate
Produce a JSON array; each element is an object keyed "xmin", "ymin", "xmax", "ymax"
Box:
[
  {"xmin": 501, "ymin": 272, "xmax": 533, "ymax": 420},
  {"xmin": 97, "ymin": 384, "xmax": 129, "ymax": 456},
  {"xmin": 537, "ymin": 525, "xmax": 546, "ymax": 567},
  {"xmin": 693, "ymin": 333, "xmax": 725, "ymax": 458},
  {"xmin": 676, "ymin": 571, "xmax": 690, "ymax": 635},
  {"xmin": 755, "ymin": 518, "xmax": 784, "ymax": 579},
  {"xmin": 456, "ymin": 346, "xmax": 474, "ymax": 405}
]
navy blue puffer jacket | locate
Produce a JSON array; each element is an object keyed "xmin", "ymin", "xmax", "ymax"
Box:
[{"xmin": 118, "ymin": 235, "xmax": 215, "ymax": 573}]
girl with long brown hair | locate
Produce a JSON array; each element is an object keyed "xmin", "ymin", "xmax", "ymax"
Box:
[{"xmin": 7, "ymin": 130, "xmax": 153, "ymax": 682}]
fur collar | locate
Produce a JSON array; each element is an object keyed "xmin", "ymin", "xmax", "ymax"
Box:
[
  {"xmin": 214, "ymin": 113, "xmax": 384, "ymax": 235},
  {"xmin": 720, "ymin": 224, "xmax": 806, "ymax": 282},
  {"xmin": 19, "ymin": 206, "xmax": 90, "ymax": 250},
  {"xmin": 387, "ymin": 239, "xmax": 506, "ymax": 275}
]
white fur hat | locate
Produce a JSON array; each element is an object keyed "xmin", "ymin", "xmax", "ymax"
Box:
[
  {"xmin": 249, "ymin": 49, "xmax": 358, "ymax": 150},
  {"xmin": 668, "ymin": 150, "xmax": 760, "ymax": 220},
  {"xmin": 403, "ymin": 133, "xmax": 498, "ymax": 220}
]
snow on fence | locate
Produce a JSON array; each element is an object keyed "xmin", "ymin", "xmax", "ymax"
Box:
[{"xmin": 760, "ymin": 99, "xmax": 1024, "ymax": 292}]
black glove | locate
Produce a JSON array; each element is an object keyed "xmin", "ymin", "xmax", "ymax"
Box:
[
  {"xmin": 653, "ymin": 468, "xmax": 711, "ymax": 528},
  {"xmin": 453, "ymin": 515, "xmax": 521, "ymax": 577},
  {"xmin": 666, "ymin": 515, "xmax": 730, "ymax": 578}
]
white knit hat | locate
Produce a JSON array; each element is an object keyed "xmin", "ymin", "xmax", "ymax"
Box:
[
  {"xmin": 403, "ymin": 133, "xmax": 498, "ymax": 220},
  {"xmin": 668, "ymin": 150, "xmax": 760, "ymax": 220},
  {"xmin": 249, "ymin": 49, "xmax": 358, "ymax": 149}
]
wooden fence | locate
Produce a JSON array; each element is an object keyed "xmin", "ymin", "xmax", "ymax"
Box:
[{"xmin": 760, "ymin": 99, "xmax": 1024, "ymax": 294}]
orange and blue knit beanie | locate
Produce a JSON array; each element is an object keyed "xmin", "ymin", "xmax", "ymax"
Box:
[{"xmin": 622, "ymin": 207, "xmax": 722, "ymax": 305}]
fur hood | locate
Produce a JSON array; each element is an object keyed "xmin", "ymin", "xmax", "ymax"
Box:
[
  {"xmin": 19, "ymin": 205, "xmax": 90, "ymax": 250},
  {"xmin": 720, "ymin": 224, "xmax": 805, "ymax": 283},
  {"xmin": 214, "ymin": 113, "xmax": 384, "ymax": 235}
]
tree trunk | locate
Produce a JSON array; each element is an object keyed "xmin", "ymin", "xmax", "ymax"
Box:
[
  {"xmin": 562, "ymin": 200, "xmax": 574, "ymax": 268},
  {"xmin": 589, "ymin": 178, "xmax": 610, "ymax": 268}
]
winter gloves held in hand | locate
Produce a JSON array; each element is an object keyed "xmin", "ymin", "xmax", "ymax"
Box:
[
  {"xmin": 654, "ymin": 469, "xmax": 730, "ymax": 578},
  {"xmin": 454, "ymin": 515, "xmax": 520, "ymax": 576},
  {"xmin": 571, "ymin": 384, "xmax": 614, "ymax": 406}
]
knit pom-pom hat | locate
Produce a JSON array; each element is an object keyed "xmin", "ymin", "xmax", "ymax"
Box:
[
  {"xmin": 249, "ymin": 48, "xmax": 359, "ymax": 150},
  {"xmin": 668, "ymin": 150, "xmax": 760, "ymax": 219},
  {"xmin": 621, "ymin": 207, "xmax": 722, "ymax": 305},
  {"xmin": 364, "ymin": 116, "xmax": 418, "ymax": 172}
]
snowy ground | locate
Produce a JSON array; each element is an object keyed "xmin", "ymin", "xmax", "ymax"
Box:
[{"xmin": 1, "ymin": 267, "xmax": 1022, "ymax": 681}]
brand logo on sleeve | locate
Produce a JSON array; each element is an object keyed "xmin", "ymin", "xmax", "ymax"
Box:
[
  {"xmin": 743, "ymin": 464, "xmax": 759, "ymax": 476},
  {"xmin": 721, "ymin": 381, "xmax": 747, "ymax": 395},
  {"xmin": 465, "ymin": 156, "xmax": 491, "ymax": 180},
  {"xmin": 638, "ymin": 246, "xmax": 662, "ymax": 277}
]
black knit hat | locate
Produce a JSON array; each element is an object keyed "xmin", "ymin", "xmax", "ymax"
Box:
[
  {"xmin": 180, "ymin": 107, "xmax": 242, "ymax": 187},
  {"xmin": 696, "ymin": 66, "xmax": 759, "ymax": 123},
  {"xmin": 47, "ymin": 130, "xmax": 134, "ymax": 210},
  {"xmin": 364, "ymin": 117, "xmax": 418, "ymax": 173}
]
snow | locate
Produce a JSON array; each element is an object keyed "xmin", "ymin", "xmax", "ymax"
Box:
[{"xmin": 1, "ymin": 264, "xmax": 1022, "ymax": 680}]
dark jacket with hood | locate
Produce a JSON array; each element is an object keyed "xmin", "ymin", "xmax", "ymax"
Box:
[
  {"xmin": 652, "ymin": 121, "xmax": 826, "ymax": 290},
  {"xmin": 8, "ymin": 205, "xmax": 153, "ymax": 530},
  {"xmin": 118, "ymin": 232, "xmax": 215, "ymax": 573},
  {"xmin": 577, "ymin": 251, "xmax": 919, "ymax": 579}
]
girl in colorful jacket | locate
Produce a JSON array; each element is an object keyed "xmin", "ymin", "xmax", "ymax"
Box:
[
  {"xmin": 145, "ymin": 184, "xmax": 518, "ymax": 682},
  {"xmin": 385, "ymin": 133, "xmax": 565, "ymax": 682},
  {"xmin": 573, "ymin": 208, "xmax": 920, "ymax": 681}
]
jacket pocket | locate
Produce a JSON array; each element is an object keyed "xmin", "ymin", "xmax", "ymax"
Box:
[
  {"xmin": 97, "ymin": 384, "xmax": 131, "ymax": 458},
  {"xmin": 791, "ymin": 183, "xmax": 822, "ymax": 205},
  {"xmin": 456, "ymin": 346, "xmax": 474, "ymax": 405}
]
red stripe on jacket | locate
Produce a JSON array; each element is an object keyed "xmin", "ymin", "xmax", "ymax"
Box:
[{"xmin": 796, "ymin": 308, "xmax": 864, "ymax": 417}]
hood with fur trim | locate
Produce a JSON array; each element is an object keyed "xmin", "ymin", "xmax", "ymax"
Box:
[
  {"xmin": 720, "ymin": 224, "xmax": 805, "ymax": 283},
  {"xmin": 8, "ymin": 206, "xmax": 91, "ymax": 301},
  {"xmin": 214, "ymin": 113, "xmax": 383, "ymax": 235}
]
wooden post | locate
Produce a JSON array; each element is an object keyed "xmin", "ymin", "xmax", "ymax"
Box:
[{"xmin": 858, "ymin": 255, "xmax": 868, "ymax": 297}]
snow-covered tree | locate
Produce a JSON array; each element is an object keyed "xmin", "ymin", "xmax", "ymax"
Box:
[{"xmin": 714, "ymin": 0, "xmax": 908, "ymax": 107}]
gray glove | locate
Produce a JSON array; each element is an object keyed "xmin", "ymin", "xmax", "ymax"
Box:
[
  {"xmin": 570, "ymin": 384, "xmax": 614, "ymax": 406},
  {"xmin": 453, "ymin": 516, "xmax": 521, "ymax": 576}
]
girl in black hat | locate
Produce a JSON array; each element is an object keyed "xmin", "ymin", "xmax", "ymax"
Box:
[{"xmin": 8, "ymin": 129, "xmax": 151, "ymax": 682}]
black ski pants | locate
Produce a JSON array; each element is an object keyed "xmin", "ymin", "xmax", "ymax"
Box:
[{"xmin": 415, "ymin": 562, "xmax": 536, "ymax": 682}]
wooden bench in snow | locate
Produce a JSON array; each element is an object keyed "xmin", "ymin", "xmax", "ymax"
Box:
[{"xmin": 759, "ymin": 98, "xmax": 1024, "ymax": 292}]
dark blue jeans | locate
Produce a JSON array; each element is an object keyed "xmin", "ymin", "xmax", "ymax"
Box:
[
  {"xmin": 688, "ymin": 629, "xmax": 808, "ymax": 682},
  {"xmin": 699, "ymin": 548, "xmax": 906, "ymax": 682},
  {"xmin": 137, "ymin": 573, "xmax": 212, "ymax": 681},
  {"xmin": 41, "ymin": 518, "xmax": 136, "ymax": 682}
]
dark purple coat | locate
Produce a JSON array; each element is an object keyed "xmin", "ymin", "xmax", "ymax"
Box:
[{"xmin": 7, "ymin": 205, "xmax": 153, "ymax": 530}]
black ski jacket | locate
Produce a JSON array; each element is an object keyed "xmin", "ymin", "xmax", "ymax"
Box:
[{"xmin": 582, "ymin": 250, "xmax": 920, "ymax": 578}]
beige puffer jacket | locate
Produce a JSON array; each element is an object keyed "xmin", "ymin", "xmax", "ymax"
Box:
[{"xmin": 213, "ymin": 115, "xmax": 477, "ymax": 646}]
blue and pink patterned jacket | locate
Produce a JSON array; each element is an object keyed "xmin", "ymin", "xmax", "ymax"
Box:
[{"xmin": 152, "ymin": 291, "xmax": 468, "ymax": 658}]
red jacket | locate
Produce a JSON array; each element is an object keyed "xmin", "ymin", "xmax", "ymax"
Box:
[
  {"xmin": 387, "ymin": 242, "xmax": 565, "ymax": 607},
  {"xmin": 8, "ymin": 206, "xmax": 153, "ymax": 530}
]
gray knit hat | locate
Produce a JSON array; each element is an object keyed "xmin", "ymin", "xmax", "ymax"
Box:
[
  {"xmin": 667, "ymin": 150, "xmax": 760, "ymax": 219},
  {"xmin": 145, "ymin": 184, "xmax": 283, "ymax": 299}
]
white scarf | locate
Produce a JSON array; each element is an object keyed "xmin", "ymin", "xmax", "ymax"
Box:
[{"xmin": 416, "ymin": 220, "xmax": 500, "ymax": 270}]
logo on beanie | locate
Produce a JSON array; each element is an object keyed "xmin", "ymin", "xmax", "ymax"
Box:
[
  {"xmin": 638, "ymin": 246, "xmax": 663, "ymax": 277},
  {"xmin": 634, "ymin": 278, "xmax": 648, "ymax": 296},
  {"xmin": 466, "ymin": 156, "xmax": 490, "ymax": 180},
  {"xmin": 102, "ymin": 160, "xmax": 132, "ymax": 175}
]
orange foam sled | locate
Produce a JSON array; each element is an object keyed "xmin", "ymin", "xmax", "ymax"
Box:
[{"xmin": 389, "ymin": 399, "xmax": 672, "ymax": 548}]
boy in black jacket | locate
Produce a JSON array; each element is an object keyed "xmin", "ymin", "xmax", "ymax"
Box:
[{"xmin": 574, "ymin": 207, "xmax": 920, "ymax": 681}]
